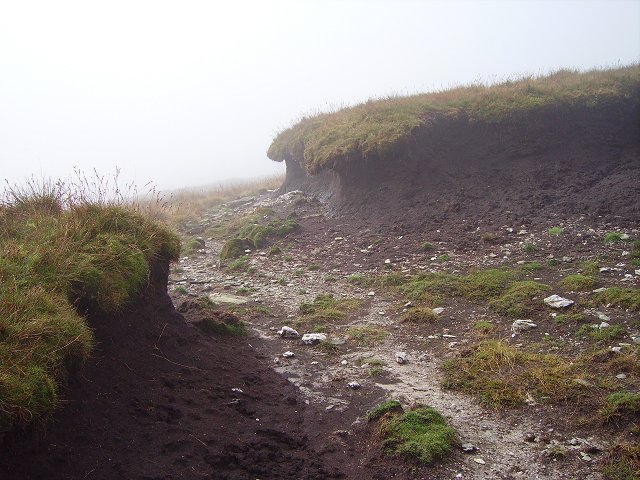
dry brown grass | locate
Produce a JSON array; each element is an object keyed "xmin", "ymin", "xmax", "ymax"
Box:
[
  {"xmin": 151, "ymin": 175, "xmax": 284, "ymax": 229},
  {"xmin": 268, "ymin": 65, "xmax": 640, "ymax": 173}
]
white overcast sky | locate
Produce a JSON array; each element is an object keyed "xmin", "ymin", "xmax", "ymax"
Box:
[{"xmin": 1, "ymin": 0, "xmax": 639, "ymax": 191}]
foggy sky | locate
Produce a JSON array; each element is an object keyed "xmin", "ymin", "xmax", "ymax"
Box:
[{"xmin": 1, "ymin": 0, "xmax": 639, "ymax": 192}]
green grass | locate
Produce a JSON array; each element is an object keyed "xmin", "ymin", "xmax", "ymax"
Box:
[
  {"xmin": 436, "ymin": 254, "xmax": 450, "ymax": 263},
  {"xmin": 402, "ymin": 307, "xmax": 438, "ymax": 323},
  {"xmin": 604, "ymin": 232, "xmax": 628, "ymax": 243},
  {"xmin": 421, "ymin": 242, "xmax": 434, "ymax": 251},
  {"xmin": 473, "ymin": 321, "xmax": 495, "ymax": 334},
  {"xmin": 593, "ymin": 288, "xmax": 640, "ymax": 311},
  {"xmin": 195, "ymin": 317, "xmax": 247, "ymax": 336},
  {"xmin": 347, "ymin": 326, "xmax": 387, "ymax": 346},
  {"xmin": 346, "ymin": 273, "xmax": 369, "ymax": 284},
  {"xmin": 0, "ymin": 184, "xmax": 179, "ymax": 432},
  {"xmin": 522, "ymin": 243, "xmax": 537, "ymax": 253},
  {"xmin": 599, "ymin": 392, "xmax": 640, "ymax": 421},
  {"xmin": 367, "ymin": 399, "xmax": 402, "ymax": 421},
  {"xmin": 442, "ymin": 340, "xmax": 586, "ymax": 409},
  {"xmin": 548, "ymin": 226, "xmax": 564, "ymax": 236},
  {"xmin": 602, "ymin": 444, "xmax": 640, "ymax": 480},
  {"xmin": 268, "ymin": 66, "xmax": 640, "ymax": 173},
  {"xmin": 560, "ymin": 274, "xmax": 597, "ymax": 291},
  {"xmin": 373, "ymin": 267, "xmax": 546, "ymax": 317},
  {"xmin": 554, "ymin": 313, "xmax": 586, "ymax": 325},
  {"xmin": 378, "ymin": 406, "xmax": 457, "ymax": 465},
  {"xmin": 217, "ymin": 209, "xmax": 300, "ymax": 262},
  {"xmin": 181, "ymin": 236, "xmax": 205, "ymax": 256},
  {"xmin": 581, "ymin": 260, "xmax": 600, "ymax": 276},
  {"xmin": 297, "ymin": 294, "xmax": 362, "ymax": 329},
  {"xmin": 519, "ymin": 261, "xmax": 542, "ymax": 272},
  {"xmin": 576, "ymin": 324, "xmax": 627, "ymax": 343}
]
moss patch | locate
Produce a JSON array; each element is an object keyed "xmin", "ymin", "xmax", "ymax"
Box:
[{"xmin": 379, "ymin": 406, "xmax": 457, "ymax": 465}]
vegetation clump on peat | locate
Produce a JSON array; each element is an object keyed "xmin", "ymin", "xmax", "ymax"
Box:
[
  {"xmin": 268, "ymin": 65, "xmax": 640, "ymax": 173},
  {"xmin": 217, "ymin": 208, "xmax": 300, "ymax": 261},
  {"xmin": 373, "ymin": 403, "xmax": 457, "ymax": 465},
  {"xmin": 0, "ymin": 182, "xmax": 179, "ymax": 433}
]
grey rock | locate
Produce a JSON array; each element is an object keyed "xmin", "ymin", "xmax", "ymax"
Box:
[
  {"xmin": 277, "ymin": 326, "xmax": 300, "ymax": 338},
  {"xmin": 462, "ymin": 443, "xmax": 477, "ymax": 453},
  {"xmin": 511, "ymin": 319, "xmax": 537, "ymax": 336},
  {"xmin": 302, "ymin": 333, "xmax": 327, "ymax": 345},
  {"xmin": 395, "ymin": 352, "xmax": 408, "ymax": 364},
  {"xmin": 544, "ymin": 294, "xmax": 574, "ymax": 308}
]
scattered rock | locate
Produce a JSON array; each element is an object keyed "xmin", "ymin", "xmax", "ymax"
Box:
[
  {"xmin": 347, "ymin": 381, "xmax": 361, "ymax": 389},
  {"xmin": 616, "ymin": 373, "xmax": 627, "ymax": 379},
  {"xmin": 473, "ymin": 457, "xmax": 486, "ymax": 465},
  {"xmin": 511, "ymin": 319, "xmax": 537, "ymax": 336},
  {"xmin": 593, "ymin": 287, "xmax": 608, "ymax": 293},
  {"xmin": 302, "ymin": 333, "xmax": 327, "ymax": 345},
  {"xmin": 432, "ymin": 307, "xmax": 445, "ymax": 315},
  {"xmin": 231, "ymin": 388, "xmax": 244, "ymax": 394},
  {"xmin": 341, "ymin": 360, "xmax": 348, "ymax": 366},
  {"xmin": 580, "ymin": 452, "xmax": 592, "ymax": 462},
  {"xmin": 384, "ymin": 259, "xmax": 392, "ymax": 264},
  {"xmin": 544, "ymin": 294, "xmax": 574, "ymax": 308},
  {"xmin": 462, "ymin": 443, "xmax": 477, "ymax": 453},
  {"xmin": 277, "ymin": 326, "xmax": 300, "ymax": 338},
  {"xmin": 282, "ymin": 351, "xmax": 295, "ymax": 358},
  {"xmin": 367, "ymin": 291, "xmax": 375, "ymax": 296},
  {"xmin": 395, "ymin": 352, "xmax": 408, "ymax": 364}
]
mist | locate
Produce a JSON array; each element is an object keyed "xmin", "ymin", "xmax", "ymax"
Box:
[{"xmin": 1, "ymin": 0, "xmax": 638, "ymax": 192}]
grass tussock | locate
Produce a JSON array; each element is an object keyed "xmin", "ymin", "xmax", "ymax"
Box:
[
  {"xmin": 561, "ymin": 274, "xmax": 597, "ymax": 291},
  {"xmin": 593, "ymin": 288, "xmax": 640, "ymax": 311},
  {"xmin": 217, "ymin": 209, "xmax": 300, "ymax": 261},
  {"xmin": 268, "ymin": 65, "xmax": 640, "ymax": 173},
  {"xmin": 442, "ymin": 340, "xmax": 587, "ymax": 408},
  {"xmin": 367, "ymin": 400, "xmax": 402, "ymax": 421},
  {"xmin": 401, "ymin": 307, "xmax": 438, "ymax": 323},
  {"xmin": 297, "ymin": 294, "xmax": 362, "ymax": 331},
  {"xmin": 376, "ymin": 268, "xmax": 546, "ymax": 318},
  {"xmin": 377, "ymin": 405, "xmax": 457, "ymax": 465},
  {"xmin": 602, "ymin": 443, "xmax": 640, "ymax": 480},
  {"xmin": 598, "ymin": 392, "xmax": 640, "ymax": 422},
  {"xmin": 347, "ymin": 326, "xmax": 387, "ymax": 346},
  {"xmin": 0, "ymin": 179, "xmax": 179, "ymax": 432}
]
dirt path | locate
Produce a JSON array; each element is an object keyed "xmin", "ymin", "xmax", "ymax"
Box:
[
  {"xmin": 1, "ymin": 189, "xmax": 637, "ymax": 479},
  {"xmin": 168, "ymin": 190, "xmax": 639, "ymax": 479}
]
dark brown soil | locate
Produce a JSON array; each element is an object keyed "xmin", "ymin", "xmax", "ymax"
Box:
[
  {"xmin": 285, "ymin": 103, "xmax": 640, "ymax": 231},
  {"xmin": 1, "ymin": 102, "xmax": 638, "ymax": 480},
  {"xmin": 0, "ymin": 261, "xmax": 447, "ymax": 480},
  {"xmin": 0, "ymin": 263, "xmax": 339, "ymax": 480}
]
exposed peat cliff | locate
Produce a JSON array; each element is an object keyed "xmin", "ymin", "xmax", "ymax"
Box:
[{"xmin": 269, "ymin": 68, "xmax": 640, "ymax": 229}]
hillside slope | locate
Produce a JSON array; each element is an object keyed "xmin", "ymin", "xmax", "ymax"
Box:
[{"xmin": 269, "ymin": 66, "xmax": 640, "ymax": 228}]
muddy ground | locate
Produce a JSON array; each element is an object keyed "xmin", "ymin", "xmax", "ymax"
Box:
[{"xmin": 1, "ymin": 183, "xmax": 638, "ymax": 479}]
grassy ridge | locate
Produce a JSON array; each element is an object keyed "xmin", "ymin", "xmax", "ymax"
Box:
[
  {"xmin": 268, "ymin": 65, "xmax": 640, "ymax": 173},
  {"xmin": 0, "ymin": 187, "xmax": 179, "ymax": 432}
]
